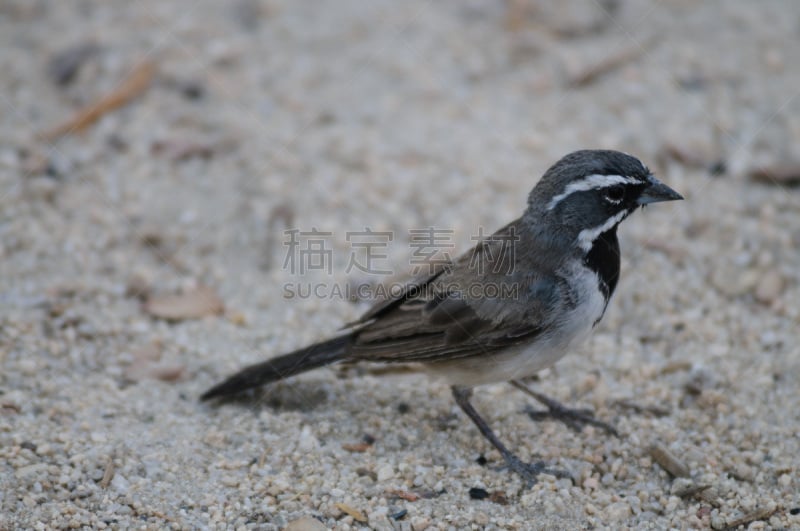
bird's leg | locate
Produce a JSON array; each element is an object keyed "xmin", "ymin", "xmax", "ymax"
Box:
[
  {"xmin": 451, "ymin": 386, "xmax": 572, "ymax": 486},
  {"xmin": 510, "ymin": 380, "xmax": 618, "ymax": 437}
]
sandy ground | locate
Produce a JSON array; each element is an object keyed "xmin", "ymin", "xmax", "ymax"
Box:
[{"xmin": 2, "ymin": 1, "xmax": 800, "ymax": 529}]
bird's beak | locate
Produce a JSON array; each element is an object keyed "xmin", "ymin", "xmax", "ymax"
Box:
[{"xmin": 637, "ymin": 175, "xmax": 684, "ymax": 205}]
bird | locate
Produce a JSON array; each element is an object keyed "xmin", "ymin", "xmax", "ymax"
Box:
[{"xmin": 201, "ymin": 149, "xmax": 683, "ymax": 484}]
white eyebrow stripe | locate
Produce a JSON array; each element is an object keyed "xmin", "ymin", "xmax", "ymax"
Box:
[
  {"xmin": 546, "ymin": 174, "xmax": 639, "ymax": 211},
  {"xmin": 577, "ymin": 209, "xmax": 628, "ymax": 252}
]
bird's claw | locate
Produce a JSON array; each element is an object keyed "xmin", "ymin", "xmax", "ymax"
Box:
[
  {"xmin": 524, "ymin": 403, "xmax": 619, "ymax": 437},
  {"xmin": 500, "ymin": 454, "xmax": 573, "ymax": 487}
]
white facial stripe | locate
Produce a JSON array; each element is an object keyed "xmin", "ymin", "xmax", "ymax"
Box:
[
  {"xmin": 577, "ymin": 209, "xmax": 628, "ymax": 252},
  {"xmin": 546, "ymin": 174, "xmax": 639, "ymax": 211}
]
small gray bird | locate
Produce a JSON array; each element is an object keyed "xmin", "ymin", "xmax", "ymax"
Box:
[{"xmin": 202, "ymin": 149, "xmax": 683, "ymax": 484}]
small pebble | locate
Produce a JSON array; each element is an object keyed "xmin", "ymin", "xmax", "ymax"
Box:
[
  {"xmin": 583, "ymin": 477, "xmax": 599, "ymax": 489},
  {"xmin": 469, "ymin": 487, "xmax": 489, "ymax": 500},
  {"xmin": 47, "ymin": 42, "xmax": 99, "ymax": 86},
  {"xmin": 376, "ymin": 465, "xmax": 395, "ymax": 482},
  {"xmin": 284, "ymin": 516, "xmax": 327, "ymax": 531},
  {"xmin": 754, "ymin": 272, "xmax": 783, "ymax": 304},
  {"xmin": 410, "ymin": 517, "xmax": 430, "ymax": 530},
  {"xmin": 110, "ymin": 474, "xmax": 129, "ymax": 494},
  {"xmin": 602, "ymin": 501, "xmax": 632, "ymax": 522},
  {"xmin": 20, "ymin": 441, "xmax": 37, "ymax": 452}
]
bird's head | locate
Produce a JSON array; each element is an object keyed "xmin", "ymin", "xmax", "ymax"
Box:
[{"xmin": 527, "ymin": 150, "xmax": 683, "ymax": 252}]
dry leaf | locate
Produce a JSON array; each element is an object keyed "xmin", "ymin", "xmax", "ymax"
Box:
[
  {"xmin": 144, "ymin": 286, "xmax": 224, "ymax": 321},
  {"xmin": 99, "ymin": 459, "xmax": 115, "ymax": 488},
  {"xmin": 125, "ymin": 343, "xmax": 186, "ymax": 382},
  {"xmin": 749, "ymin": 164, "xmax": 800, "ymax": 186},
  {"xmin": 568, "ymin": 36, "xmax": 658, "ymax": 87},
  {"xmin": 1, "ymin": 402, "xmax": 22, "ymax": 415},
  {"xmin": 386, "ymin": 489, "xmax": 420, "ymax": 502},
  {"xmin": 334, "ymin": 503, "xmax": 368, "ymax": 523},
  {"xmin": 489, "ymin": 490, "xmax": 509, "ymax": 505},
  {"xmin": 146, "ymin": 365, "xmax": 185, "ymax": 382},
  {"xmin": 40, "ymin": 60, "xmax": 155, "ymax": 140},
  {"xmin": 724, "ymin": 505, "xmax": 779, "ymax": 529},
  {"xmin": 649, "ymin": 443, "xmax": 690, "ymax": 478},
  {"xmin": 342, "ymin": 434, "xmax": 375, "ymax": 453},
  {"xmin": 151, "ymin": 138, "xmax": 217, "ymax": 161},
  {"xmin": 342, "ymin": 442, "xmax": 371, "ymax": 453}
]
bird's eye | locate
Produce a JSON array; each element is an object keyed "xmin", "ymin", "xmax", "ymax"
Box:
[{"xmin": 604, "ymin": 185, "xmax": 625, "ymax": 203}]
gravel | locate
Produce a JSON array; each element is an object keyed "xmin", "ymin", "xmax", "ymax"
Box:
[{"xmin": 1, "ymin": 0, "xmax": 799, "ymax": 528}]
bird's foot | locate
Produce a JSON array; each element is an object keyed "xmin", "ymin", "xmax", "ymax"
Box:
[
  {"xmin": 500, "ymin": 453, "xmax": 573, "ymax": 487},
  {"xmin": 524, "ymin": 398, "xmax": 618, "ymax": 437},
  {"xmin": 509, "ymin": 380, "xmax": 619, "ymax": 437}
]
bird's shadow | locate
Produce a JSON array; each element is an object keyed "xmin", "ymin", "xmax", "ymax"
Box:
[{"xmin": 205, "ymin": 378, "xmax": 331, "ymax": 413}]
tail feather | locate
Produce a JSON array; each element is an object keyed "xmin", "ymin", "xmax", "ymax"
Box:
[{"xmin": 201, "ymin": 335, "xmax": 350, "ymax": 400}]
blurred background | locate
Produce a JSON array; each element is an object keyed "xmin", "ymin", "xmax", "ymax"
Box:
[{"xmin": 1, "ymin": 1, "xmax": 799, "ymax": 528}]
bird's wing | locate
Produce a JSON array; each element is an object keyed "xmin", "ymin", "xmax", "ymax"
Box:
[
  {"xmin": 341, "ymin": 262, "xmax": 450, "ymax": 329},
  {"xmin": 348, "ymin": 219, "xmax": 559, "ymax": 363},
  {"xmin": 347, "ymin": 219, "xmax": 520, "ymax": 328}
]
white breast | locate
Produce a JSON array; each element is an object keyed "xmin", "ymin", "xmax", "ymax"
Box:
[
  {"xmin": 550, "ymin": 263, "xmax": 609, "ymax": 350},
  {"xmin": 428, "ymin": 263, "xmax": 608, "ymax": 387}
]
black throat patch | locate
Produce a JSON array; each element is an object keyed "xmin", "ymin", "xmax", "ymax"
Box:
[{"xmin": 583, "ymin": 228, "xmax": 621, "ymax": 302}]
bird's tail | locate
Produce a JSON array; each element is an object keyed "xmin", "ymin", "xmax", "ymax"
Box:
[{"xmin": 200, "ymin": 335, "xmax": 350, "ymax": 400}]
